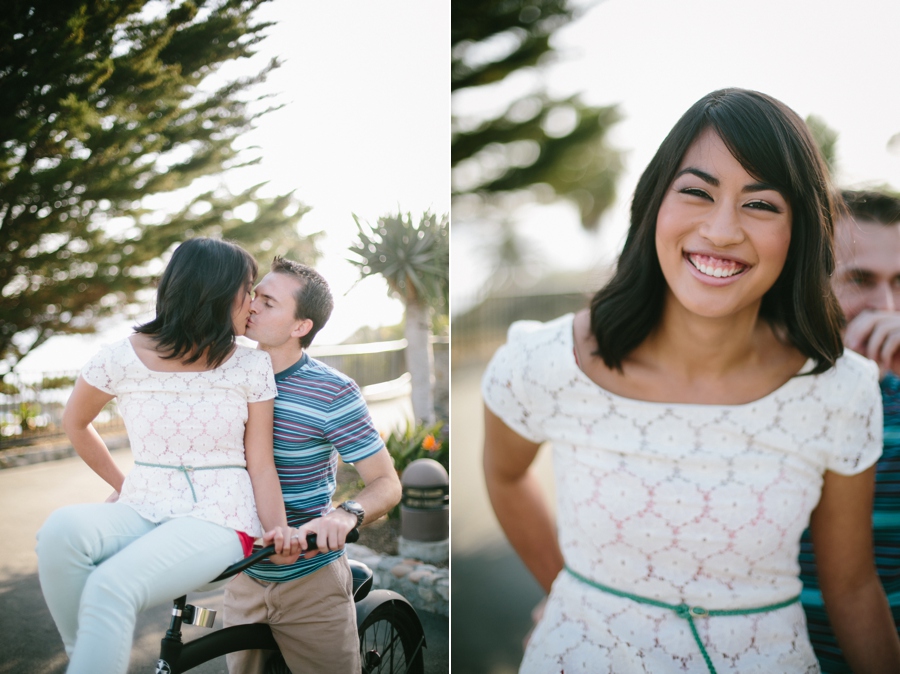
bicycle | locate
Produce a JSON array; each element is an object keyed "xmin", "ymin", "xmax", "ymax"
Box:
[{"xmin": 154, "ymin": 530, "xmax": 426, "ymax": 674}]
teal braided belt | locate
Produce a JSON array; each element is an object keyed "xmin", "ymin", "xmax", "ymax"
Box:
[
  {"xmin": 133, "ymin": 461, "xmax": 246, "ymax": 502},
  {"xmin": 564, "ymin": 564, "xmax": 800, "ymax": 674}
]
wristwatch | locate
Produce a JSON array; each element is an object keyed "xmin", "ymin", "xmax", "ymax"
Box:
[{"xmin": 338, "ymin": 500, "xmax": 365, "ymax": 528}]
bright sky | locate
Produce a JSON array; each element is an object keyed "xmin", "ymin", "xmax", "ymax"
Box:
[
  {"xmin": 451, "ymin": 0, "xmax": 900, "ymax": 311},
  {"xmin": 18, "ymin": 0, "xmax": 449, "ymax": 373}
]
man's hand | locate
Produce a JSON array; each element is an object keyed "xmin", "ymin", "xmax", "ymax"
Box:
[
  {"xmin": 293, "ymin": 508, "xmax": 358, "ymax": 560},
  {"xmin": 844, "ymin": 310, "xmax": 900, "ymax": 377}
]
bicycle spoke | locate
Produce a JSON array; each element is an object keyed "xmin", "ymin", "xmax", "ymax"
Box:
[{"xmin": 363, "ymin": 621, "xmax": 407, "ymax": 673}]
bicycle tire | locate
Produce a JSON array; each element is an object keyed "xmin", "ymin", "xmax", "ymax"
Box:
[
  {"xmin": 263, "ymin": 651, "xmax": 291, "ymax": 674},
  {"xmin": 358, "ymin": 601, "xmax": 425, "ymax": 674}
]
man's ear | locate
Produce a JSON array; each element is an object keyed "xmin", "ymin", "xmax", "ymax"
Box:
[{"xmin": 292, "ymin": 318, "xmax": 314, "ymax": 340}]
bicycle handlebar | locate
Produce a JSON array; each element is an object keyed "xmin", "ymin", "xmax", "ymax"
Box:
[{"xmin": 211, "ymin": 529, "xmax": 359, "ymax": 582}]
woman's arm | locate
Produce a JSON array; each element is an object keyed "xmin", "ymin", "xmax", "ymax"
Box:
[
  {"xmin": 62, "ymin": 376, "xmax": 124, "ymax": 492},
  {"xmin": 811, "ymin": 465, "xmax": 900, "ymax": 673},
  {"xmin": 483, "ymin": 405, "xmax": 564, "ymax": 593},
  {"xmin": 243, "ymin": 398, "xmax": 297, "ymax": 556}
]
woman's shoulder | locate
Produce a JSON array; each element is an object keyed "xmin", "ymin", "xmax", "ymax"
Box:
[
  {"xmin": 503, "ymin": 313, "xmax": 575, "ymax": 348},
  {"xmin": 826, "ymin": 348, "xmax": 879, "ymax": 383},
  {"xmin": 86, "ymin": 336, "xmax": 134, "ymax": 363},
  {"xmin": 485, "ymin": 314, "xmax": 576, "ymax": 395},
  {"xmin": 804, "ymin": 348, "xmax": 880, "ymax": 406},
  {"xmin": 231, "ymin": 344, "xmax": 273, "ymax": 369}
]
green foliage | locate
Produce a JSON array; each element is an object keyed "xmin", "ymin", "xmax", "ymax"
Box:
[
  {"xmin": 452, "ymin": 0, "xmax": 575, "ymax": 92},
  {"xmin": 341, "ymin": 323, "xmax": 405, "ymax": 345},
  {"xmin": 452, "ymin": 0, "xmax": 624, "ymax": 229},
  {"xmin": 383, "ymin": 421, "xmax": 447, "ymax": 518},
  {"xmin": 15, "ymin": 402, "xmax": 41, "ymax": 432},
  {"xmin": 40, "ymin": 375, "xmax": 76, "ymax": 390},
  {"xmin": 806, "ymin": 114, "xmax": 839, "ymax": 175},
  {"xmin": 384, "ymin": 421, "xmax": 448, "ymax": 476},
  {"xmin": 0, "ymin": 381, "xmax": 20, "ymax": 396},
  {"xmin": 349, "ymin": 211, "xmax": 449, "ymax": 314},
  {"xmin": 0, "ymin": 0, "xmax": 318, "ymax": 374}
]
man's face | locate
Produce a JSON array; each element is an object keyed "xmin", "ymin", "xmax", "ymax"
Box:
[
  {"xmin": 833, "ymin": 217, "xmax": 900, "ymax": 323},
  {"xmin": 245, "ymin": 272, "xmax": 309, "ymax": 348}
]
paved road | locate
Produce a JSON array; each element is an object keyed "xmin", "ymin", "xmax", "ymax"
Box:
[
  {"xmin": 0, "ymin": 447, "xmax": 447, "ymax": 674},
  {"xmin": 450, "ymin": 364, "xmax": 556, "ymax": 674}
]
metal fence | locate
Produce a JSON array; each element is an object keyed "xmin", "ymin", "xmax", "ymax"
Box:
[
  {"xmin": 452, "ymin": 290, "xmax": 593, "ymax": 365},
  {"xmin": 1, "ymin": 339, "xmax": 414, "ymax": 449},
  {"xmin": 0, "ymin": 371, "xmax": 123, "ymax": 449}
]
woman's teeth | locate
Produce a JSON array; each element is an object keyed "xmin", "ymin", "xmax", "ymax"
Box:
[{"xmin": 688, "ymin": 254, "xmax": 745, "ymax": 278}]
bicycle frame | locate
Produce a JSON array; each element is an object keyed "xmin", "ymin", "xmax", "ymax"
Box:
[{"xmin": 153, "ymin": 537, "xmax": 426, "ymax": 674}]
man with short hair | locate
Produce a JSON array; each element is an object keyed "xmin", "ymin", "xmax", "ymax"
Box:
[
  {"xmin": 224, "ymin": 256, "xmax": 402, "ymax": 674},
  {"xmin": 800, "ymin": 190, "xmax": 900, "ymax": 672}
]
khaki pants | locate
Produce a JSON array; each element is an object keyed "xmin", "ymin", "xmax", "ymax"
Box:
[{"xmin": 224, "ymin": 556, "xmax": 360, "ymax": 674}]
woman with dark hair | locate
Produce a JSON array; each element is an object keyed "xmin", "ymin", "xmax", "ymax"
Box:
[
  {"xmin": 483, "ymin": 89, "xmax": 900, "ymax": 673},
  {"xmin": 36, "ymin": 238, "xmax": 299, "ymax": 673}
]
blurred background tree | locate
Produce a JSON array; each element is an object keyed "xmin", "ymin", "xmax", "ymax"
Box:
[
  {"xmin": 349, "ymin": 210, "xmax": 449, "ymax": 424},
  {"xmin": 806, "ymin": 114, "xmax": 839, "ymax": 175},
  {"xmin": 806, "ymin": 114, "xmax": 900, "ymax": 199},
  {"xmin": 0, "ymin": 0, "xmax": 318, "ymax": 376},
  {"xmin": 452, "ymin": 0, "xmax": 624, "ymax": 231}
]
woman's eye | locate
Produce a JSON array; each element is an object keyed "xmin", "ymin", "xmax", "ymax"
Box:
[
  {"xmin": 746, "ymin": 200, "xmax": 779, "ymax": 213},
  {"xmin": 681, "ymin": 187, "xmax": 711, "ymax": 200}
]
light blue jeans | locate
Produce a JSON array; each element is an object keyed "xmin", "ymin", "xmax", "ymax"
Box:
[{"xmin": 36, "ymin": 502, "xmax": 243, "ymax": 674}]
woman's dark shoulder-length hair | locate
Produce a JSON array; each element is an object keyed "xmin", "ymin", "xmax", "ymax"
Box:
[
  {"xmin": 590, "ymin": 87, "xmax": 844, "ymax": 375},
  {"xmin": 135, "ymin": 237, "xmax": 258, "ymax": 368}
]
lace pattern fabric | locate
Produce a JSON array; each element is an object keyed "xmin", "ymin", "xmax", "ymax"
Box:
[
  {"xmin": 81, "ymin": 338, "xmax": 277, "ymax": 536},
  {"xmin": 482, "ymin": 314, "xmax": 882, "ymax": 672}
]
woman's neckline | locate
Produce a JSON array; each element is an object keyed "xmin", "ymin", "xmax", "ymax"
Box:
[
  {"xmin": 126, "ymin": 334, "xmax": 238, "ymax": 374},
  {"xmin": 563, "ymin": 313, "xmax": 814, "ymax": 409}
]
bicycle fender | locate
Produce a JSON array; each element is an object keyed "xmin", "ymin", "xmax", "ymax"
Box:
[{"xmin": 354, "ymin": 589, "xmax": 427, "ymax": 648}]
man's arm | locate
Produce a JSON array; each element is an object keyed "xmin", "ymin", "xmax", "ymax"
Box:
[{"xmin": 296, "ymin": 448, "xmax": 402, "ymax": 556}]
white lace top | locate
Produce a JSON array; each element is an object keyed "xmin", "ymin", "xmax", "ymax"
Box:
[
  {"xmin": 82, "ymin": 338, "xmax": 277, "ymax": 536},
  {"xmin": 482, "ymin": 314, "xmax": 882, "ymax": 673}
]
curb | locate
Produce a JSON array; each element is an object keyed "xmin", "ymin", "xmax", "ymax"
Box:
[
  {"xmin": 348, "ymin": 543, "xmax": 449, "ymax": 618},
  {"xmin": 0, "ymin": 433, "xmax": 130, "ymax": 469}
]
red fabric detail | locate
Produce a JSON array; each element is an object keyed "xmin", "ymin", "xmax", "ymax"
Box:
[{"xmin": 236, "ymin": 531, "xmax": 255, "ymax": 557}]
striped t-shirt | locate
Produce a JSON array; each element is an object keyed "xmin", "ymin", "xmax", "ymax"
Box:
[
  {"xmin": 799, "ymin": 373, "xmax": 900, "ymax": 672},
  {"xmin": 245, "ymin": 352, "xmax": 385, "ymax": 582}
]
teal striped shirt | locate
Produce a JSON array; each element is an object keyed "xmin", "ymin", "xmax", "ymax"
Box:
[{"xmin": 245, "ymin": 353, "xmax": 384, "ymax": 582}]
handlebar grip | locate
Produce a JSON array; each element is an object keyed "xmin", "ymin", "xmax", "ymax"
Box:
[{"xmin": 210, "ymin": 528, "xmax": 360, "ymax": 582}]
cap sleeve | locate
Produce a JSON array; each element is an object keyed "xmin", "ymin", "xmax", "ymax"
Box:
[
  {"xmin": 826, "ymin": 356, "xmax": 883, "ymax": 476},
  {"xmin": 481, "ymin": 321, "xmax": 548, "ymax": 444},
  {"xmin": 247, "ymin": 349, "xmax": 277, "ymax": 402},
  {"xmin": 80, "ymin": 343, "xmax": 119, "ymax": 394}
]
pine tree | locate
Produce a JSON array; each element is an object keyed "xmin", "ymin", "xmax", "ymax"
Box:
[
  {"xmin": 452, "ymin": 0, "xmax": 623, "ymax": 230},
  {"xmin": 0, "ymin": 0, "xmax": 317, "ymax": 374}
]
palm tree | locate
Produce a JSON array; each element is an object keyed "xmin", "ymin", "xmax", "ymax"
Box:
[{"xmin": 349, "ymin": 210, "xmax": 449, "ymax": 424}]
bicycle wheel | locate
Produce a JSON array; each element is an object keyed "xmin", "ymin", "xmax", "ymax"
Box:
[
  {"xmin": 263, "ymin": 651, "xmax": 291, "ymax": 674},
  {"xmin": 358, "ymin": 601, "xmax": 425, "ymax": 674}
]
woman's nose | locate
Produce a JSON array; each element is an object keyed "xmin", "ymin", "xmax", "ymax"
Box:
[{"xmin": 699, "ymin": 203, "xmax": 744, "ymax": 246}]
